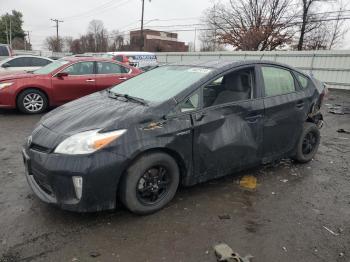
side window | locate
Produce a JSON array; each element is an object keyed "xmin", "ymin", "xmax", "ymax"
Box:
[
  {"xmin": 31, "ymin": 58, "xmax": 51, "ymax": 67},
  {"xmin": 262, "ymin": 66, "xmax": 296, "ymax": 96},
  {"xmin": 7, "ymin": 57, "xmax": 31, "ymax": 67},
  {"xmin": 62, "ymin": 62, "xmax": 94, "ymax": 75},
  {"xmin": 169, "ymin": 91, "xmax": 200, "ymax": 116},
  {"xmin": 203, "ymin": 68, "xmax": 254, "ymax": 108},
  {"xmin": 294, "ymin": 72, "xmax": 310, "ymax": 89},
  {"xmin": 0, "ymin": 46, "xmax": 9, "ymax": 56},
  {"xmin": 178, "ymin": 92, "xmax": 200, "ymax": 113},
  {"xmin": 97, "ymin": 62, "xmax": 128, "ymax": 74}
]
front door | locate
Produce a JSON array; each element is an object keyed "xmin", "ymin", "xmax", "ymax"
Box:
[
  {"xmin": 95, "ymin": 61, "xmax": 132, "ymax": 91},
  {"xmin": 259, "ymin": 65, "xmax": 307, "ymax": 161},
  {"xmin": 52, "ymin": 61, "xmax": 95, "ymax": 103},
  {"xmin": 191, "ymin": 66, "xmax": 264, "ymax": 180}
]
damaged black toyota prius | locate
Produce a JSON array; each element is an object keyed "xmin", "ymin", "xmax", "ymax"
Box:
[{"xmin": 23, "ymin": 60, "xmax": 326, "ymax": 214}]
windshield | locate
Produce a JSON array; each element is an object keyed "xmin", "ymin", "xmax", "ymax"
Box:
[
  {"xmin": 110, "ymin": 66, "xmax": 212, "ymax": 103},
  {"xmin": 33, "ymin": 59, "xmax": 69, "ymax": 74}
]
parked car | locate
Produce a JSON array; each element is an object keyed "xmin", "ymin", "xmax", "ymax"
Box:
[
  {"xmin": 0, "ymin": 44, "xmax": 13, "ymax": 60},
  {"xmin": 0, "ymin": 57, "xmax": 142, "ymax": 114},
  {"xmin": 101, "ymin": 52, "xmax": 158, "ymax": 71},
  {"xmin": 22, "ymin": 60, "xmax": 326, "ymax": 214},
  {"xmin": 0, "ymin": 55, "xmax": 53, "ymax": 73}
]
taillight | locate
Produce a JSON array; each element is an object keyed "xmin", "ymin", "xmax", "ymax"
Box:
[
  {"xmin": 123, "ymin": 55, "xmax": 129, "ymax": 64},
  {"xmin": 319, "ymin": 84, "xmax": 329, "ymax": 106}
]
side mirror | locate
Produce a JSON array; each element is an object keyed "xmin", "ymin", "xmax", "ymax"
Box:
[
  {"xmin": 2, "ymin": 63, "xmax": 10, "ymax": 68},
  {"xmin": 56, "ymin": 72, "xmax": 68, "ymax": 78}
]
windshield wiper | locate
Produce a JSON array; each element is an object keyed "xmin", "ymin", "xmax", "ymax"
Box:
[{"xmin": 107, "ymin": 90, "xmax": 148, "ymax": 106}]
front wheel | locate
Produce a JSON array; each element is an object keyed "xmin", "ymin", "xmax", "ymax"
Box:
[
  {"xmin": 119, "ymin": 152, "xmax": 180, "ymax": 215},
  {"xmin": 17, "ymin": 89, "xmax": 48, "ymax": 114},
  {"xmin": 292, "ymin": 122, "xmax": 320, "ymax": 163}
]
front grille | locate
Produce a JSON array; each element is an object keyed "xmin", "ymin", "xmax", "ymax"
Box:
[
  {"xmin": 31, "ymin": 167, "xmax": 54, "ymax": 196},
  {"xmin": 30, "ymin": 143, "xmax": 51, "ymax": 153}
]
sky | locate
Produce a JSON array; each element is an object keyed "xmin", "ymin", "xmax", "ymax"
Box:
[
  {"xmin": 0, "ymin": 0, "xmax": 214, "ymax": 50},
  {"xmin": 1, "ymin": 0, "xmax": 350, "ymax": 51}
]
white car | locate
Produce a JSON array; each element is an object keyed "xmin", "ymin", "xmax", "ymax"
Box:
[{"xmin": 0, "ymin": 55, "xmax": 53, "ymax": 73}]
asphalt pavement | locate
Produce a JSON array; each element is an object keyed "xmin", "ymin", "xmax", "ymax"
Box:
[{"xmin": 0, "ymin": 89, "xmax": 349, "ymax": 262}]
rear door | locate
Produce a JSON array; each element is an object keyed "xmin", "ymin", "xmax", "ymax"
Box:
[
  {"xmin": 259, "ymin": 65, "xmax": 307, "ymax": 161},
  {"xmin": 51, "ymin": 61, "xmax": 95, "ymax": 103},
  {"xmin": 95, "ymin": 61, "xmax": 132, "ymax": 91},
  {"xmin": 190, "ymin": 66, "xmax": 264, "ymax": 180}
]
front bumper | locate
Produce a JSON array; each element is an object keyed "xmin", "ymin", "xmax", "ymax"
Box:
[
  {"xmin": 0, "ymin": 87, "xmax": 16, "ymax": 109},
  {"xmin": 22, "ymin": 146, "xmax": 128, "ymax": 212}
]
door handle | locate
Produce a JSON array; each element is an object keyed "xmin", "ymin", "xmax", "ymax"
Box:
[
  {"xmin": 86, "ymin": 79, "xmax": 95, "ymax": 82},
  {"xmin": 194, "ymin": 112, "xmax": 206, "ymax": 121},
  {"xmin": 296, "ymin": 100, "xmax": 304, "ymax": 108},
  {"xmin": 245, "ymin": 114, "xmax": 262, "ymax": 123},
  {"xmin": 119, "ymin": 77, "xmax": 128, "ymax": 80}
]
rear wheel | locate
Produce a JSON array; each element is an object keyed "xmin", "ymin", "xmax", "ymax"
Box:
[
  {"xmin": 119, "ymin": 152, "xmax": 180, "ymax": 215},
  {"xmin": 292, "ymin": 122, "xmax": 320, "ymax": 163},
  {"xmin": 17, "ymin": 89, "xmax": 48, "ymax": 114}
]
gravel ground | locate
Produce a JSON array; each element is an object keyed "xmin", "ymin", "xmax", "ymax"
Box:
[{"xmin": 0, "ymin": 89, "xmax": 349, "ymax": 262}]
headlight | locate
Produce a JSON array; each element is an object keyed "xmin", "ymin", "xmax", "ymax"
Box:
[
  {"xmin": 0, "ymin": 82, "xmax": 14, "ymax": 89},
  {"xmin": 54, "ymin": 129, "xmax": 126, "ymax": 155}
]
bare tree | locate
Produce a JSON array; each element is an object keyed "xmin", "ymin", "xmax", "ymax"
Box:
[
  {"xmin": 88, "ymin": 20, "xmax": 109, "ymax": 52},
  {"xmin": 109, "ymin": 30, "xmax": 125, "ymax": 51},
  {"xmin": 44, "ymin": 36, "xmax": 63, "ymax": 52},
  {"xmin": 327, "ymin": 6, "xmax": 348, "ymax": 49},
  {"xmin": 297, "ymin": 1, "xmax": 348, "ymax": 50},
  {"xmin": 202, "ymin": 0, "xmax": 296, "ymax": 51},
  {"xmin": 296, "ymin": 0, "xmax": 333, "ymax": 50}
]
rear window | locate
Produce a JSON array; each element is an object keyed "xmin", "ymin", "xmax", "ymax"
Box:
[
  {"xmin": 0, "ymin": 46, "xmax": 9, "ymax": 56},
  {"xmin": 294, "ymin": 72, "xmax": 312, "ymax": 89}
]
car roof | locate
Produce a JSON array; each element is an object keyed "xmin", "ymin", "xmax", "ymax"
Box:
[
  {"xmin": 171, "ymin": 59, "xmax": 295, "ymax": 71},
  {"xmin": 107, "ymin": 51, "xmax": 156, "ymax": 56},
  {"xmin": 10, "ymin": 55, "xmax": 53, "ymax": 60},
  {"xmin": 62, "ymin": 56, "xmax": 117, "ymax": 62}
]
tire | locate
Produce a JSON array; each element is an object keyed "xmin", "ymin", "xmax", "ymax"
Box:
[
  {"xmin": 17, "ymin": 89, "xmax": 48, "ymax": 114},
  {"xmin": 292, "ymin": 122, "xmax": 320, "ymax": 163},
  {"xmin": 119, "ymin": 152, "xmax": 180, "ymax": 215}
]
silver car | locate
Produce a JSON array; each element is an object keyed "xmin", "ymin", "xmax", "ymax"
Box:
[{"xmin": 0, "ymin": 55, "xmax": 53, "ymax": 73}]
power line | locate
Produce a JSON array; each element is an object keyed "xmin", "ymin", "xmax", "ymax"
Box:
[{"xmin": 62, "ymin": 0, "xmax": 133, "ymax": 21}]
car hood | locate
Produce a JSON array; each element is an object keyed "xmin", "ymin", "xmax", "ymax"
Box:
[
  {"xmin": 39, "ymin": 91, "xmax": 161, "ymax": 136},
  {"xmin": 0, "ymin": 72, "xmax": 38, "ymax": 81}
]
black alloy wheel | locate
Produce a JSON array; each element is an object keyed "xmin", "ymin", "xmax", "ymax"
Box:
[
  {"xmin": 293, "ymin": 122, "xmax": 320, "ymax": 163},
  {"xmin": 136, "ymin": 166, "xmax": 171, "ymax": 205},
  {"xmin": 119, "ymin": 152, "xmax": 180, "ymax": 215}
]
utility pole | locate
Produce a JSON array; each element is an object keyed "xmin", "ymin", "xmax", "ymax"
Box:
[
  {"xmin": 140, "ymin": 0, "xmax": 145, "ymax": 51},
  {"xmin": 9, "ymin": 18, "xmax": 12, "ymax": 48},
  {"xmin": 5, "ymin": 18, "xmax": 9, "ymax": 45},
  {"xmin": 25, "ymin": 31, "xmax": 31, "ymax": 51},
  {"xmin": 193, "ymin": 28, "xmax": 197, "ymax": 52},
  {"xmin": 26, "ymin": 31, "xmax": 31, "ymax": 46},
  {"xmin": 50, "ymin": 18, "xmax": 63, "ymax": 51},
  {"xmin": 139, "ymin": 0, "xmax": 151, "ymax": 51}
]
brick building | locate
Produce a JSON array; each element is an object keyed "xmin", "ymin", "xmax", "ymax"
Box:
[{"xmin": 130, "ymin": 29, "xmax": 189, "ymax": 52}]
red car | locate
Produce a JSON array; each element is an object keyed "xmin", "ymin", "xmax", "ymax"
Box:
[{"xmin": 0, "ymin": 57, "xmax": 142, "ymax": 114}]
